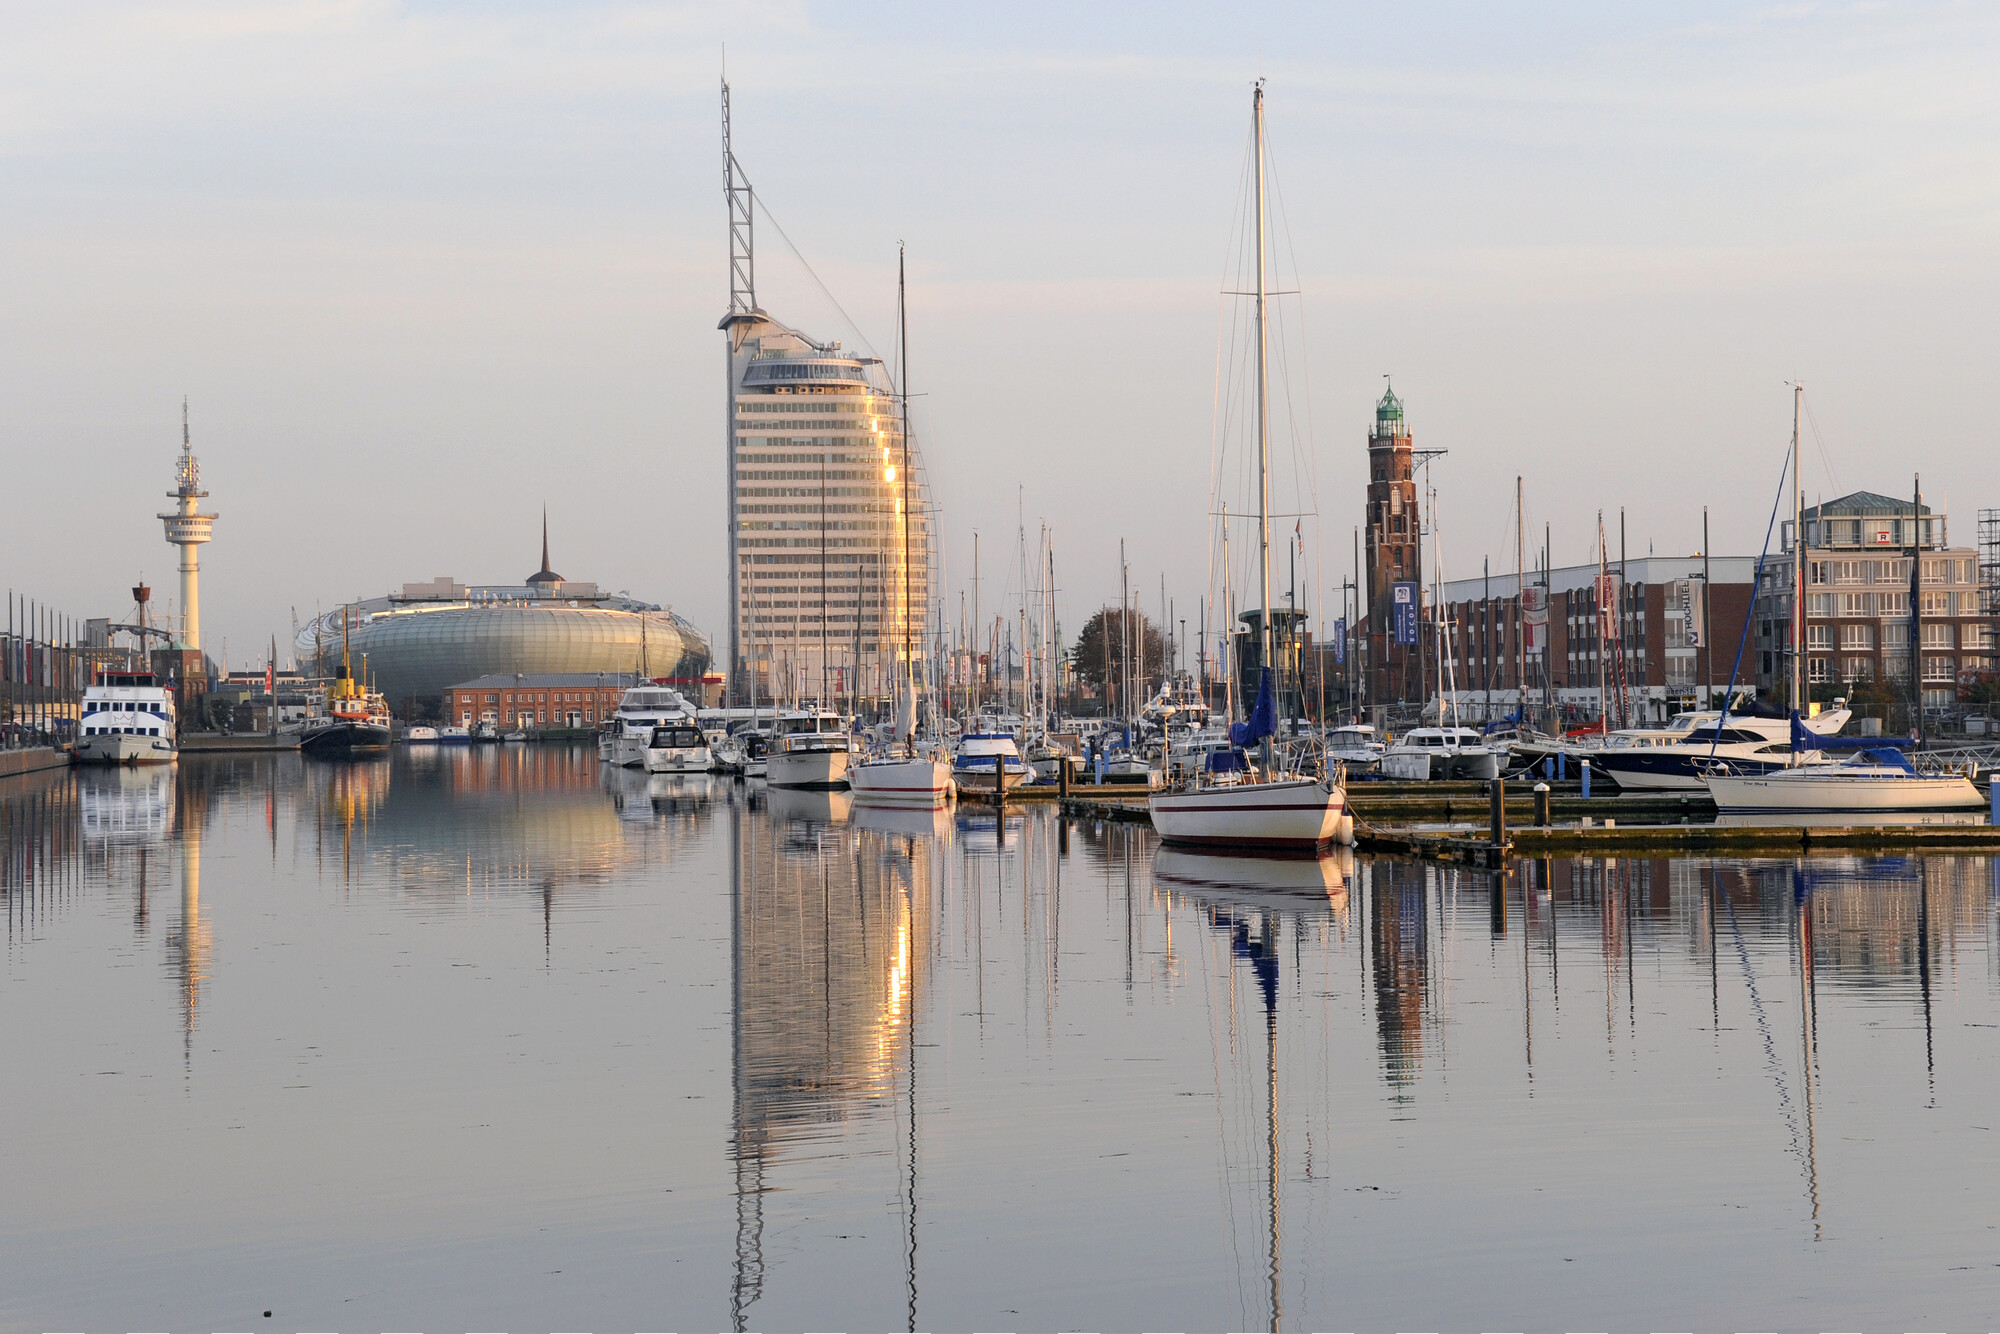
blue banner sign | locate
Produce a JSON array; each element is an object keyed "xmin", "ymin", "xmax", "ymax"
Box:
[
  {"xmin": 1392, "ymin": 583, "xmax": 1419, "ymax": 646},
  {"xmin": 1332, "ymin": 617, "xmax": 1346, "ymax": 664}
]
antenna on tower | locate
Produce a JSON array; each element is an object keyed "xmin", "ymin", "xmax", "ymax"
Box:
[{"xmin": 723, "ymin": 75, "xmax": 756, "ymax": 315}]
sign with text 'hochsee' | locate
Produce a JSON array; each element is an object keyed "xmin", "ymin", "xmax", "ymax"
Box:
[{"xmin": 1392, "ymin": 582, "xmax": 1419, "ymax": 646}]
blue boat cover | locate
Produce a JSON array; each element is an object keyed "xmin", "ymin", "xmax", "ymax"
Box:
[
  {"xmin": 1791, "ymin": 710, "xmax": 1913, "ymax": 755},
  {"xmin": 1206, "ymin": 749, "xmax": 1251, "ymax": 773},
  {"xmin": 1230, "ymin": 669, "xmax": 1275, "ymax": 748}
]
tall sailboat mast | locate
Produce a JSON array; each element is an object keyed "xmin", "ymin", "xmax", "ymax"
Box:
[
  {"xmin": 1790, "ymin": 382, "xmax": 1805, "ymax": 718},
  {"xmin": 1253, "ymin": 81, "xmax": 1275, "ymax": 770},
  {"xmin": 898, "ymin": 244, "xmax": 916, "ymax": 744}
]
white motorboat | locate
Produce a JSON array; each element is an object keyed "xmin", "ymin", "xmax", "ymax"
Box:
[
  {"xmin": 642, "ymin": 720, "xmax": 713, "ymax": 774},
  {"xmin": 850, "ymin": 752, "xmax": 954, "ymax": 805},
  {"xmin": 606, "ymin": 683, "xmax": 701, "ymax": 768},
  {"xmin": 1378, "ymin": 727, "xmax": 1501, "ymax": 782},
  {"xmin": 74, "ymin": 668, "xmax": 178, "ymax": 765},
  {"xmin": 438, "ymin": 725, "xmax": 472, "ymax": 744},
  {"xmin": 1587, "ymin": 708, "xmax": 1852, "ymax": 792},
  {"xmin": 1704, "ymin": 743, "xmax": 1983, "ymax": 815},
  {"xmin": 1148, "ymin": 85, "xmax": 1344, "ymax": 855},
  {"xmin": 767, "ymin": 707, "xmax": 854, "ymax": 789},
  {"xmin": 1324, "ymin": 724, "xmax": 1384, "ymax": 774},
  {"xmin": 953, "ymin": 732, "xmax": 1032, "ymax": 793},
  {"xmin": 404, "ymin": 725, "xmax": 440, "ymax": 744},
  {"xmin": 1025, "ymin": 733, "xmax": 1085, "ymax": 784}
]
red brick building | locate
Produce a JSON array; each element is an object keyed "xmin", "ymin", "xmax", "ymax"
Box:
[
  {"xmin": 445, "ymin": 673, "xmax": 640, "ymax": 731},
  {"xmin": 1438, "ymin": 556, "xmax": 1757, "ymax": 724}
]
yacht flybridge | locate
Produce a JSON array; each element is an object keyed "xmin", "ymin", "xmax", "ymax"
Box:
[{"xmin": 1149, "ymin": 83, "xmax": 1346, "ymax": 854}]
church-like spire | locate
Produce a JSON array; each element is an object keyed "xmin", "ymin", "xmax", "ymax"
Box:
[{"xmin": 527, "ymin": 508, "xmax": 563, "ymax": 585}]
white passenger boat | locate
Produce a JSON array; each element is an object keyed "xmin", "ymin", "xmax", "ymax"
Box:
[
  {"xmin": 952, "ymin": 732, "xmax": 1032, "ymax": 793},
  {"xmin": 75, "ymin": 669, "xmax": 178, "ymax": 765},
  {"xmin": 1378, "ymin": 727, "xmax": 1501, "ymax": 782},
  {"xmin": 766, "ymin": 707, "xmax": 854, "ymax": 789},
  {"xmin": 1148, "ymin": 85, "xmax": 1344, "ymax": 856},
  {"xmin": 606, "ymin": 684, "xmax": 700, "ymax": 768},
  {"xmin": 642, "ymin": 720, "xmax": 713, "ymax": 774}
]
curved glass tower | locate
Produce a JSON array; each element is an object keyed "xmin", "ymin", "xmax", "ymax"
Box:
[
  {"xmin": 723, "ymin": 317, "xmax": 934, "ymax": 710},
  {"xmin": 720, "ymin": 81, "xmax": 935, "ymax": 711}
]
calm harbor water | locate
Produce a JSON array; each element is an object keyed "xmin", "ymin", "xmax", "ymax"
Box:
[{"xmin": 5, "ymin": 748, "xmax": 2000, "ymax": 1331}]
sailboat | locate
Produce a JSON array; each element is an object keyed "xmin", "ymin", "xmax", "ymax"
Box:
[
  {"xmin": 1149, "ymin": 83, "xmax": 1346, "ymax": 854},
  {"xmin": 851, "ymin": 245, "xmax": 953, "ymax": 806}
]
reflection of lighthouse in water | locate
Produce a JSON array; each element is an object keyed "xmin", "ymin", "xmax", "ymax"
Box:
[{"xmin": 164, "ymin": 793, "xmax": 210, "ymax": 1053}]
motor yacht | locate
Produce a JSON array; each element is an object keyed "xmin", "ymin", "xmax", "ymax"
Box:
[
  {"xmin": 953, "ymin": 732, "xmax": 1032, "ymax": 793},
  {"xmin": 1588, "ymin": 707, "xmax": 1852, "ymax": 792},
  {"xmin": 606, "ymin": 684, "xmax": 700, "ymax": 768},
  {"xmin": 642, "ymin": 720, "xmax": 713, "ymax": 774},
  {"xmin": 766, "ymin": 707, "xmax": 854, "ymax": 789},
  {"xmin": 1324, "ymin": 724, "xmax": 1384, "ymax": 774}
]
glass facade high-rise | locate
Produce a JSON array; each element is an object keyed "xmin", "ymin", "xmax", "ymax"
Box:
[{"xmin": 723, "ymin": 313, "xmax": 935, "ymax": 709}]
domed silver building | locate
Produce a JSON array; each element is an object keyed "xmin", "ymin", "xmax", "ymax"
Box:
[{"xmin": 297, "ymin": 525, "xmax": 712, "ymax": 712}]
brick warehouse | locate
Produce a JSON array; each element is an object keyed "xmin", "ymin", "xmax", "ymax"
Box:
[
  {"xmin": 1436, "ymin": 556, "xmax": 1757, "ymax": 725},
  {"xmin": 445, "ymin": 673, "xmax": 641, "ymax": 731}
]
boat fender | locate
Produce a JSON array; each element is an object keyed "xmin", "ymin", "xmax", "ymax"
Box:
[{"xmin": 1335, "ymin": 813, "xmax": 1355, "ymax": 847}]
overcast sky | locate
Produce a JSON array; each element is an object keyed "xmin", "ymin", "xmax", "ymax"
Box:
[{"xmin": 4, "ymin": 1, "xmax": 1995, "ymax": 667}]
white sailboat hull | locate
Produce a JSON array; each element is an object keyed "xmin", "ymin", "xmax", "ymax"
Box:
[
  {"xmin": 1705, "ymin": 770, "xmax": 1984, "ymax": 814},
  {"xmin": 767, "ymin": 746, "xmax": 851, "ymax": 789},
  {"xmin": 1149, "ymin": 779, "xmax": 1345, "ymax": 852},
  {"xmin": 849, "ymin": 756, "xmax": 953, "ymax": 805}
]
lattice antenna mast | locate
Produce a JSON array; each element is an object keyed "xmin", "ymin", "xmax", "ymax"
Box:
[{"xmin": 723, "ymin": 78, "xmax": 756, "ymax": 315}]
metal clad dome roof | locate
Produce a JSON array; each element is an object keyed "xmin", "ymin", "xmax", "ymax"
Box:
[{"xmin": 299, "ymin": 603, "xmax": 711, "ymax": 706}]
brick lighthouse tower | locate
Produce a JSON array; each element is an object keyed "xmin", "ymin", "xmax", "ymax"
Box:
[{"xmin": 1364, "ymin": 382, "xmax": 1422, "ymax": 704}]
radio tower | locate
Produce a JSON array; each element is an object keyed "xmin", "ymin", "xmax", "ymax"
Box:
[{"xmin": 159, "ymin": 400, "xmax": 218, "ymax": 650}]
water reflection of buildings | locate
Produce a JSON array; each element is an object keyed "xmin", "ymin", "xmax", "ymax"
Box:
[
  {"xmin": 302, "ymin": 747, "xmax": 708, "ymax": 913},
  {"xmin": 1364, "ymin": 861, "xmax": 1432, "ymax": 1089},
  {"xmin": 727, "ymin": 794, "xmax": 940, "ymax": 1331}
]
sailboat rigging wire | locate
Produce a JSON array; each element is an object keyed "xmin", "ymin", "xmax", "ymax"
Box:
[
  {"xmin": 751, "ymin": 194, "xmax": 885, "ymax": 371},
  {"xmin": 1710, "ymin": 446, "xmax": 1795, "ymax": 758},
  {"xmin": 1801, "ymin": 395, "xmax": 1842, "ymax": 499},
  {"xmin": 1261, "ymin": 128, "xmax": 1323, "ymax": 538}
]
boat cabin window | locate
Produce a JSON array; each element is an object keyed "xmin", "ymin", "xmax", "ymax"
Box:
[{"xmin": 651, "ymin": 726, "xmax": 704, "ymax": 749}]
